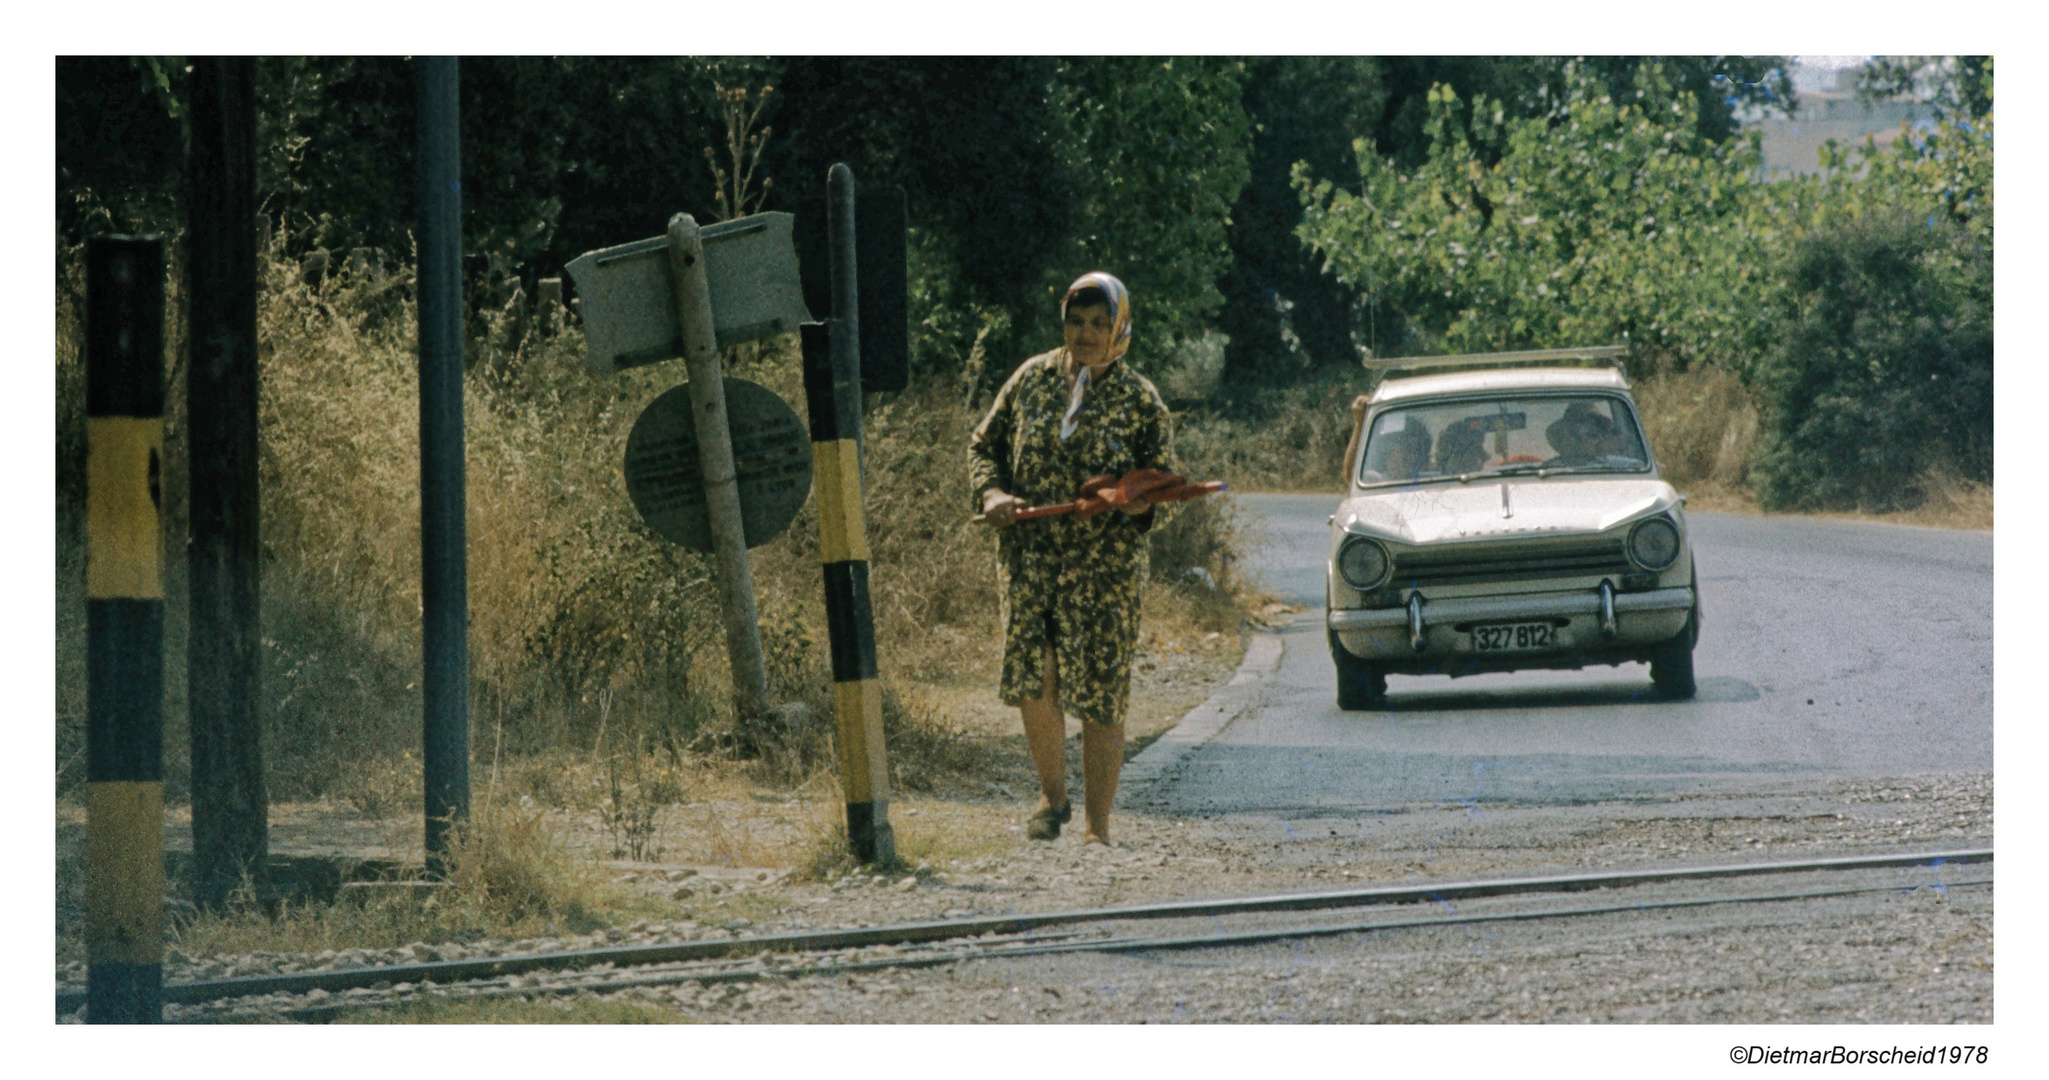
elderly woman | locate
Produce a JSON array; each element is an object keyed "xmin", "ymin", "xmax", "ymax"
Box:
[{"xmin": 969, "ymin": 272, "xmax": 1173, "ymax": 845}]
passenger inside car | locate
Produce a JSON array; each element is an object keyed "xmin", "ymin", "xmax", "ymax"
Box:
[
  {"xmin": 1434, "ymin": 417, "xmax": 1490, "ymax": 475},
  {"xmin": 1362, "ymin": 420, "xmax": 1432, "ymax": 482}
]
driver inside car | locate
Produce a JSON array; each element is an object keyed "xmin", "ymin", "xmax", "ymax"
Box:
[{"xmin": 1544, "ymin": 401, "xmax": 1632, "ymax": 468}]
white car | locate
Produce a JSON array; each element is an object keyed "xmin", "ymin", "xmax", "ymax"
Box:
[{"xmin": 1327, "ymin": 352, "xmax": 1698, "ymax": 709}]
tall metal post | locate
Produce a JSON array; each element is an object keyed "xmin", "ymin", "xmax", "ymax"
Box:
[
  {"xmin": 802, "ymin": 163, "xmax": 893, "ymax": 863},
  {"xmin": 416, "ymin": 56, "xmax": 470, "ymax": 875},
  {"xmin": 85, "ymin": 236, "xmax": 166, "ymax": 1023},
  {"xmin": 185, "ymin": 56, "xmax": 267, "ymax": 907},
  {"xmin": 666, "ymin": 214, "xmax": 770, "ymax": 730}
]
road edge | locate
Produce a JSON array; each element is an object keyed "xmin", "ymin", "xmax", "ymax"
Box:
[{"xmin": 1119, "ymin": 623, "xmax": 1287, "ymax": 806}]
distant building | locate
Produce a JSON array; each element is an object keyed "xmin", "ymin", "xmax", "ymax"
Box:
[{"xmin": 1747, "ymin": 67, "xmax": 1934, "ymax": 177}]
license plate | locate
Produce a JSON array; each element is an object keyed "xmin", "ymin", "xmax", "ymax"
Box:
[{"xmin": 1472, "ymin": 621, "xmax": 1557, "ymax": 652}]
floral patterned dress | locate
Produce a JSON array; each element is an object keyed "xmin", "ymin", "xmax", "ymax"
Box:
[{"xmin": 968, "ymin": 349, "xmax": 1175, "ymax": 726}]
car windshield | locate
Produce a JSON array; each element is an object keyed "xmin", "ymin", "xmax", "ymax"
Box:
[{"xmin": 1358, "ymin": 393, "xmax": 1651, "ymax": 487}]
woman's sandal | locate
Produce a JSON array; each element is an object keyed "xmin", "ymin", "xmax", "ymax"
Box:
[{"xmin": 1025, "ymin": 799, "xmax": 1073, "ymax": 841}]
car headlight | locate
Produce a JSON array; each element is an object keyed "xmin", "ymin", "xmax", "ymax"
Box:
[
  {"xmin": 1628, "ymin": 517, "xmax": 1681, "ymax": 571},
  {"xmin": 1337, "ymin": 537, "xmax": 1390, "ymax": 590}
]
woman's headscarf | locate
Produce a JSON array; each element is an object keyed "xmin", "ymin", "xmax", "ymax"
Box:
[
  {"xmin": 1059, "ymin": 271, "xmax": 1132, "ymax": 441},
  {"xmin": 1062, "ymin": 271, "xmax": 1133, "ymax": 364}
]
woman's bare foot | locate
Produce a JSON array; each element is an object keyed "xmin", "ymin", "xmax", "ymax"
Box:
[{"xmin": 1082, "ymin": 832, "xmax": 1111, "ymax": 846}]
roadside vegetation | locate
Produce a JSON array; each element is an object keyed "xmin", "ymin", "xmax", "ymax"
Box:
[{"xmin": 1291, "ymin": 59, "xmax": 1992, "ymax": 520}]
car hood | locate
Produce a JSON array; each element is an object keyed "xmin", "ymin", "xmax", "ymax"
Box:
[{"xmin": 1336, "ymin": 477, "xmax": 1679, "ymax": 546}]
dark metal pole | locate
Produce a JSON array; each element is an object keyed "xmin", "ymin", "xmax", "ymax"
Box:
[
  {"xmin": 416, "ymin": 56, "xmax": 470, "ymax": 876},
  {"xmin": 185, "ymin": 56, "xmax": 267, "ymax": 909},
  {"xmin": 806, "ymin": 163, "xmax": 893, "ymax": 864},
  {"xmin": 85, "ymin": 235, "xmax": 166, "ymax": 1023}
]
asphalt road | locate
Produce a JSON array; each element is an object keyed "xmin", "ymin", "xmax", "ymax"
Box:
[{"xmin": 1159, "ymin": 493, "xmax": 1995, "ymax": 815}]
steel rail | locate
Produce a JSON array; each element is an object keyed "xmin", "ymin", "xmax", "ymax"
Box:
[
  {"xmin": 271, "ymin": 875, "xmax": 1993, "ymax": 1023},
  {"xmin": 56, "ymin": 846, "xmax": 1989, "ymax": 1016}
]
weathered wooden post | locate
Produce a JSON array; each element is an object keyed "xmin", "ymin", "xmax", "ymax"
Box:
[
  {"xmin": 665, "ymin": 215, "xmax": 771, "ymax": 729},
  {"xmin": 185, "ymin": 55, "xmax": 268, "ymax": 908},
  {"xmin": 415, "ymin": 55, "xmax": 471, "ymax": 876},
  {"xmin": 85, "ymin": 235, "xmax": 167, "ymax": 1023}
]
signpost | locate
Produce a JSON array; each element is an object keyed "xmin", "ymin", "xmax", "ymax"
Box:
[
  {"xmin": 568, "ymin": 173, "xmax": 905, "ymax": 863},
  {"xmin": 567, "ymin": 211, "xmax": 813, "ymax": 733}
]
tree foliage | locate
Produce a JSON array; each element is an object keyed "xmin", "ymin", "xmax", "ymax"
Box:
[
  {"xmin": 1295, "ymin": 63, "xmax": 1800, "ymax": 369},
  {"xmin": 1856, "ymin": 55, "xmax": 1993, "ymax": 121},
  {"xmin": 1294, "ymin": 57, "xmax": 1993, "ymax": 512},
  {"xmin": 1749, "ymin": 213, "xmax": 1992, "ymax": 511},
  {"xmin": 56, "ymin": 55, "xmax": 1250, "ymax": 389},
  {"xmin": 1219, "ymin": 56, "xmax": 1790, "ymax": 389},
  {"xmin": 1051, "ymin": 57, "xmax": 1251, "ymax": 349}
]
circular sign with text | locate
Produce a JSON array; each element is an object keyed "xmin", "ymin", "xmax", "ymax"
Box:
[{"xmin": 624, "ymin": 377, "xmax": 813, "ymax": 551}]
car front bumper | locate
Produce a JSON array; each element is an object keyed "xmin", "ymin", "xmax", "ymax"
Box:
[{"xmin": 1328, "ymin": 584, "xmax": 1695, "ymax": 675}]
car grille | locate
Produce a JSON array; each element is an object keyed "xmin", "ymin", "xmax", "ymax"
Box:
[{"xmin": 1389, "ymin": 538, "xmax": 1630, "ymax": 588}]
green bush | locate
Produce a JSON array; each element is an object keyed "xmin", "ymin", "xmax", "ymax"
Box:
[{"xmin": 1751, "ymin": 214, "xmax": 1992, "ymax": 512}]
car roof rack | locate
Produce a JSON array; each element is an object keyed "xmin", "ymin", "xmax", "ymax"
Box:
[{"xmin": 1363, "ymin": 345, "xmax": 1629, "ymax": 384}]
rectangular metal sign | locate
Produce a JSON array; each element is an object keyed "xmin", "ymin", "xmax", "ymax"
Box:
[{"xmin": 565, "ymin": 211, "xmax": 813, "ymax": 374}]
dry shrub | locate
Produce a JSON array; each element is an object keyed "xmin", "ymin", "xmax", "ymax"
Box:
[
  {"xmin": 1630, "ymin": 364, "xmax": 1759, "ymax": 489},
  {"xmin": 445, "ymin": 798, "xmax": 601, "ymax": 924},
  {"xmin": 254, "ymin": 248, "xmax": 725, "ymax": 791},
  {"xmin": 1905, "ymin": 466, "xmax": 1994, "ymax": 530},
  {"xmin": 1173, "ymin": 369, "xmax": 1364, "ymax": 493}
]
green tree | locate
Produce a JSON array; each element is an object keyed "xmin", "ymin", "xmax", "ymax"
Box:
[
  {"xmin": 767, "ymin": 57, "xmax": 1250, "ymax": 389},
  {"xmin": 1051, "ymin": 57, "xmax": 1252, "ymax": 351},
  {"xmin": 1295, "ymin": 62, "xmax": 1799, "ymax": 370},
  {"xmin": 56, "ymin": 56, "xmax": 187, "ymax": 243},
  {"xmin": 1856, "ymin": 55, "xmax": 1993, "ymax": 121},
  {"xmin": 1749, "ymin": 213, "xmax": 1992, "ymax": 511},
  {"xmin": 1218, "ymin": 56, "xmax": 1790, "ymax": 390}
]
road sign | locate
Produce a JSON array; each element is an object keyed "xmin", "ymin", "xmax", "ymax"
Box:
[
  {"xmin": 624, "ymin": 376, "xmax": 813, "ymax": 551},
  {"xmin": 566, "ymin": 212, "xmax": 813, "ymax": 374}
]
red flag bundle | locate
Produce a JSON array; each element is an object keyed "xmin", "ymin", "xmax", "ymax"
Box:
[{"xmin": 977, "ymin": 468, "xmax": 1228, "ymax": 525}]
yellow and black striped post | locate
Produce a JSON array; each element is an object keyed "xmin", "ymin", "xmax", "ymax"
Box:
[
  {"xmin": 85, "ymin": 235, "xmax": 166, "ymax": 1023},
  {"xmin": 800, "ymin": 163, "xmax": 894, "ymax": 863}
]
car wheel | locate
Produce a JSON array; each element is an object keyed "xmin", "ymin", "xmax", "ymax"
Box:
[
  {"xmin": 1650, "ymin": 609, "xmax": 1698, "ymax": 699},
  {"xmin": 1329, "ymin": 628, "xmax": 1388, "ymax": 710}
]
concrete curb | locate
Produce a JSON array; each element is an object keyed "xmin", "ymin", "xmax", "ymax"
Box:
[{"xmin": 1119, "ymin": 626, "xmax": 1286, "ymax": 805}]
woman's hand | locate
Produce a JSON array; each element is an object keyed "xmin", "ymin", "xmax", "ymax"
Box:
[
  {"xmin": 980, "ymin": 488, "xmax": 1022, "ymax": 528},
  {"xmin": 1350, "ymin": 394, "xmax": 1371, "ymax": 421}
]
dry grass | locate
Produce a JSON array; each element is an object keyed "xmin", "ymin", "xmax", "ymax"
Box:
[
  {"xmin": 1630, "ymin": 364, "xmax": 1759, "ymax": 490},
  {"xmin": 155, "ymin": 802, "xmax": 640, "ymax": 958},
  {"xmin": 1173, "ymin": 369, "xmax": 1362, "ymax": 495}
]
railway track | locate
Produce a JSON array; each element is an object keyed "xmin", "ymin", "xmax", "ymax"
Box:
[{"xmin": 56, "ymin": 847, "xmax": 1990, "ymax": 1022}]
